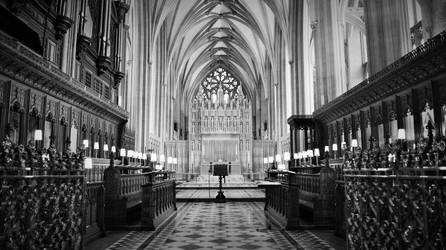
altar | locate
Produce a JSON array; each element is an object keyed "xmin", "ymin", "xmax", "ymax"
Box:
[
  {"xmin": 200, "ymin": 162, "xmax": 242, "ymax": 176},
  {"xmin": 188, "ymin": 72, "xmax": 253, "ymax": 180}
]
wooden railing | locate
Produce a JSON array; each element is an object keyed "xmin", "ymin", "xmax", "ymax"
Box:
[
  {"xmin": 103, "ymin": 165, "xmax": 153, "ymax": 228},
  {"xmin": 344, "ymin": 167, "xmax": 446, "ymax": 249},
  {"xmin": 263, "ymin": 163, "xmax": 336, "ymax": 227},
  {"xmin": 260, "ymin": 172, "xmax": 300, "ymax": 229},
  {"xmin": 85, "ymin": 182, "xmax": 105, "ymax": 242},
  {"xmin": 141, "ymin": 171, "xmax": 177, "ymax": 230},
  {"xmin": 294, "ymin": 165, "xmax": 335, "ymax": 225},
  {"xmin": 85, "ymin": 158, "xmax": 120, "ymax": 183}
]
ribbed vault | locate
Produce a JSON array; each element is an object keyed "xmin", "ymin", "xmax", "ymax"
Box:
[{"xmin": 147, "ymin": 0, "xmax": 290, "ymax": 107}]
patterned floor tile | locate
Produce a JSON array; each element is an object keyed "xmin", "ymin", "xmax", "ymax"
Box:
[
  {"xmin": 105, "ymin": 231, "xmax": 156, "ymax": 250},
  {"xmin": 285, "ymin": 230, "xmax": 337, "ymax": 250},
  {"xmin": 102, "ymin": 201, "xmax": 345, "ymax": 250},
  {"xmin": 144, "ymin": 202, "xmax": 287, "ymax": 250}
]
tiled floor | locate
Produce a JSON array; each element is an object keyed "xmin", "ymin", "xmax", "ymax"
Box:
[
  {"xmin": 144, "ymin": 202, "xmax": 294, "ymax": 250},
  {"xmin": 176, "ymin": 189, "xmax": 265, "ymax": 200},
  {"xmin": 98, "ymin": 202, "xmax": 346, "ymax": 250}
]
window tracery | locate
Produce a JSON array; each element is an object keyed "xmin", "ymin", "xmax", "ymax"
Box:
[{"xmin": 195, "ymin": 67, "xmax": 243, "ymax": 101}]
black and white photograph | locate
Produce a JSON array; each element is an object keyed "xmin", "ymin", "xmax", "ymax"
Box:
[{"xmin": 0, "ymin": 0, "xmax": 445, "ymax": 249}]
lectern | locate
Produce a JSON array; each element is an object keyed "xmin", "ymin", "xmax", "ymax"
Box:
[{"xmin": 213, "ymin": 164, "xmax": 228, "ymax": 202}]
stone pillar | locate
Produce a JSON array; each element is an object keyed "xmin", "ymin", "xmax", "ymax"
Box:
[
  {"xmin": 313, "ymin": 0, "xmax": 347, "ymax": 109},
  {"xmin": 289, "ymin": 0, "xmax": 305, "ymax": 114},
  {"xmin": 417, "ymin": 0, "xmax": 446, "ymax": 39},
  {"xmin": 365, "ymin": 0, "xmax": 411, "ymax": 75}
]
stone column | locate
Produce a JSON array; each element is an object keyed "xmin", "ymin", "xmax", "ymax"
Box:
[
  {"xmin": 289, "ymin": 0, "xmax": 306, "ymax": 114},
  {"xmin": 313, "ymin": 0, "xmax": 347, "ymax": 109},
  {"xmin": 417, "ymin": 0, "xmax": 446, "ymax": 39},
  {"xmin": 365, "ymin": 0, "xmax": 411, "ymax": 75}
]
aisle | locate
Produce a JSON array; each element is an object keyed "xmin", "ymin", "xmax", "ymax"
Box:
[
  {"xmin": 144, "ymin": 202, "xmax": 292, "ymax": 249},
  {"xmin": 90, "ymin": 202, "xmax": 345, "ymax": 250}
]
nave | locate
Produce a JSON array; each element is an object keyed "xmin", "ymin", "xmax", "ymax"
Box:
[
  {"xmin": 86, "ymin": 201, "xmax": 345, "ymax": 250},
  {"xmin": 1, "ymin": 0, "xmax": 446, "ymax": 249}
]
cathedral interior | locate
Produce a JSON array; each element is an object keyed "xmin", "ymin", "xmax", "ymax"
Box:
[{"xmin": 0, "ymin": 0, "xmax": 446, "ymax": 249}]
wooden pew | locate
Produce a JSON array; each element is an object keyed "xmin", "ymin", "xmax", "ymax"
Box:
[
  {"xmin": 260, "ymin": 172, "xmax": 300, "ymax": 229},
  {"xmin": 84, "ymin": 158, "xmax": 121, "ymax": 242},
  {"xmin": 294, "ymin": 165, "xmax": 336, "ymax": 226},
  {"xmin": 103, "ymin": 165, "xmax": 152, "ymax": 228},
  {"xmin": 141, "ymin": 171, "xmax": 177, "ymax": 230},
  {"xmin": 263, "ymin": 163, "xmax": 335, "ymax": 228}
]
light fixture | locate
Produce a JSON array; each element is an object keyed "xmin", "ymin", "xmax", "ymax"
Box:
[
  {"xmin": 351, "ymin": 139, "xmax": 358, "ymax": 148},
  {"xmin": 277, "ymin": 164, "xmax": 286, "ymax": 171},
  {"xmin": 398, "ymin": 128, "xmax": 406, "ymax": 140},
  {"xmin": 283, "ymin": 152, "xmax": 290, "ymax": 161},
  {"xmin": 83, "ymin": 139, "xmax": 89, "ymax": 148},
  {"xmin": 151, "ymin": 153, "xmax": 157, "ymax": 162},
  {"xmin": 120, "ymin": 148, "xmax": 126, "ymax": 157},
  {"xmin": 307, "ymin": 150, "xmax": 314, "ymax": 157},
  {"xmin": 34, "ymin": 129, "xmax": 43, "ymax": 141},
  {"xmin": 314, "ymin": 148, "xmax": 320, "ymax": 165},
  {"xmin": 94, "ymin": 142, "xmax": 99, "ymax": 150},
  {"xmin": 332, "ymin": 144, "xmax": 338, "ymax": 151},
  {"xmin": 160, "ymin": 154, "xmax": 165, "ymax": 163},
  {"xmin": 324, "ymin": 146, "xmax": 330, "ymax": 152},
  {"xmin": 84, "ymin": 157, "xmax": 93, "ymax": 169},
  {"xmin": 275, "ymin": 154, "xmax": 282, "ymax": 162},
  {"xmin": 103, "ymin": 144, "xmax": 109, "ymax": 151},
  {"xmin": 111, "ymin": 146, "xmax": 116, "ymax": 153},
  {"xmin": 268, "ymin": 156, "xmax": 274, "ymax": 163},
  {"xmin": 155, "ymin": 164, "xmax": 163, "ymax": 170},
  {"xmin": 297, "ymin": 152, "xmax": 302, "ymax": 159},
  {"xmin": 263, "ymin": 157, "xmax": 268, "ymax": 164}
]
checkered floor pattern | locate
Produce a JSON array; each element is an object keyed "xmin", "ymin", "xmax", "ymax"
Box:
[
  {"xmin": 103, "ymin": 202, "xmax": 344, "ymax": 250},
  {"xmin": 106, "ymin": 231, "xmax": 156, "ymax": 250},
  {"xmin": 285, "ymin": 231, "xmax": 337, "ymax": 250},
  {"xmin": 145, "ymin": 202, "xmax": 293, "ymax": 250}
]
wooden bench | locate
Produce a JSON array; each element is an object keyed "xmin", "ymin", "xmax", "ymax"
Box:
[
  {"xmin": 295, "ymin": 165, "xmax": 335, "ymax": 225},
  {"xmin": 262, "ymin": 164, "xmax": 335, "ymax": 228},
  {"xmin": 103, "ymin": 165, "xmax": 153, "ymax": 228}
]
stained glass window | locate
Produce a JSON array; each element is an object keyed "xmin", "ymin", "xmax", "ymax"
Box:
[{"xmin": 196, "ymin": 67, "xmax": 243, "ymax": 100}]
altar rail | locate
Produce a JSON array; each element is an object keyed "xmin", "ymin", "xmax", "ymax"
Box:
[
  {"xmin": 0, "ymin": 173, "xmax": 85, "ymax": 250},
  {"xmin": 141, "ymin": 172, "xmax": 176, "ymax": 230},
  {"xmin": 344, "ymin": 168, "xmax": 446, "ymax": 249}
]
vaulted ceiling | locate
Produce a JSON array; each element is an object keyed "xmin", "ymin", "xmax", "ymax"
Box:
[{"xmin": 146, "ymin": 0, "xmax": 290, "ymax": 104}]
